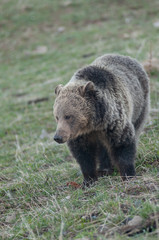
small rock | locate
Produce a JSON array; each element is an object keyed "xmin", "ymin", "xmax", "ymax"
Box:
[
  {"xmin": 127, "ymin": 215, "xmax": 143, "ymax": 226},
  {"xmin": 34, "ymin": 46, "xmax": 47, "ymax": 54},
  {"xmin": 57, "ymin": 26, "xmax": 65, "ymax": 33},
  {"xmin": 65, "ymin": 195, "xmax": 71, "ymax": 200},
  {"xmin": 61, "ymin": 195, "xmax": 71, "ymax": 202},
  {"xmin": 153, "ymin": 21, "xmax": 159, "ymax": 28},
  {"xmin": 62, "ymin": 1, "xmax": 72, "ymax": 7},
  {"xmin": 92, "ymin": 215, "xmax": 97, "ymax": 220},
  {"xmin": 125, "ymin": 17, "xmax": 132, "ymax": 24}
]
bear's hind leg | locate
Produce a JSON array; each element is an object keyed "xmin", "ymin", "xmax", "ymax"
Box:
[
  {"xmin": 68, "ymin": 134, "xmax": 98, "ymax": 187},
  {"xmin": 111, "ymin": 139, "xmax": 136, "ymax": 180},
  {"xmin": 97, "ymin": 143, "xmax": 114, "ymax": 177}
]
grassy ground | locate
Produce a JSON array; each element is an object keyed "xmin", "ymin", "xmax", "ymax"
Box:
[{"xmin": 0, "ymin": 0, "xmax": 159, "ymax": 239}]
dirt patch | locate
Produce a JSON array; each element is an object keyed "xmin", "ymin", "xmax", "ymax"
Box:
[
  {"xmin": 124, "ymin": 183, "xmax": 156, "ymax": 195},
  {"xmin": 27, "ymin": 97, "xmax": 49, "ymax": 104}
]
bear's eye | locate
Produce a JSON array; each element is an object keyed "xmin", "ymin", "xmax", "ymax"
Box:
[
  {"xmin": 56, "ymin": 116, "xmax": 59, "ymax": 121},
  {"xmin": 64, "ymin": 115, "xmax": 71, "ymax": 120}
]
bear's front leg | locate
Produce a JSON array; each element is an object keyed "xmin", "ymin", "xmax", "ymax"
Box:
[
  {"xmin": 97, "ymin": 142, "xmax": 114, "ymax": 177},
  {"xmin": 112, "ymin": 139, "xmax": 136, "ymax": 180},
  {"xmin": 68, "ymin": 134, "xmax": 97, "ymax": 187}
]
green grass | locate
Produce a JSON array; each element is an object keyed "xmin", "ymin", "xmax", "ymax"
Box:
[{"xmin": 0, "ymin": 0, "xmax": 159, "ymax": 239}]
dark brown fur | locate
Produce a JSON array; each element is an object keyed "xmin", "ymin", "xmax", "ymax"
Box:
[{"xmin": 53, "ymin": 54, "xmax": 150, "ymax": 187}]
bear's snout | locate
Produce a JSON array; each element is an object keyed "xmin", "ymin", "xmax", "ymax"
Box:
[
  {"xmin": 54, "ymin": 134, "xmax": 64, "ymax": 144},
  {"xmin": 53, "ymin": 128, "xmax": 69, "ymax": 143}
]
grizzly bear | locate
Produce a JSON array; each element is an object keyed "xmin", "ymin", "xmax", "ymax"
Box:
[{"xmin": 53, "ymin": 54, "xmax": 150, "ymax": 187}]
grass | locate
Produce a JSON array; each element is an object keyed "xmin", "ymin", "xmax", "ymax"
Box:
[{"xmin": 0, "ymin": 0, "xmax": 159, "ymax": 239}]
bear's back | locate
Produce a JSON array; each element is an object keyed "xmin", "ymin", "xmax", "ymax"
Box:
[
  {"xmin": 72, "ymin": 54, "xmax": 149, "ymax": 126},
  {"xmin": 92, "ymin": 54, "xmax": 149, "ymax": 124},
  {"xmin": 92, "ymin": 54, "xmax": 149, "ymax": 98}
]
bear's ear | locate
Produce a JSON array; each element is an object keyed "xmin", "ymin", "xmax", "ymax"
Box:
[
  {"xmin": 55, "ymin": 84, "xmax": 63, "ymax": 95},
  {"xmin": 79, "ymin": 81, "xmax": 94, "ymax": 97}
]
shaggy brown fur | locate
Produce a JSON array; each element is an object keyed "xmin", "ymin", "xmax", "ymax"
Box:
[{"xmin": 53, "ymin": 54, "xmax": 150, "ymax": 187}]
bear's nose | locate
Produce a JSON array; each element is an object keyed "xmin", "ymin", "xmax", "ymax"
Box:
[{"xmin": 54, "ymin": 134, "xmax": 63, "ymax": 144}]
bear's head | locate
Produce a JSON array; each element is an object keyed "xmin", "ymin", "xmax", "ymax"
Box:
[{"xmin": 53, "ymin": 81, "xmax": 94, "ymax": 143}]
